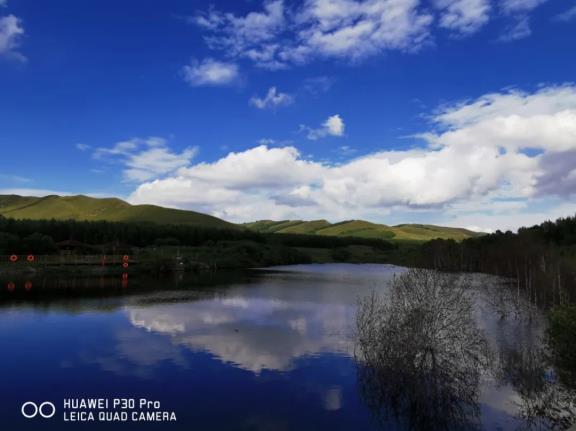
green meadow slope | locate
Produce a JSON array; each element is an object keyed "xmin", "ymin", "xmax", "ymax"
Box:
[
  {"xmin": 0, "ymin": 195, "xmax": 238, "ymax": 229},
  {"xmin": 0, "ymin": 194, "xmax": 482, "ymax": 241},
  {"xmin": 244, "ymin": 219, "xmax": 483, "ymax": 241}
]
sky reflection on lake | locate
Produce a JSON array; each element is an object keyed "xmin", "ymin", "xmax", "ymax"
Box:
[{"xmin": 0, "ymin": 264, "xmax": 573, "ymax": 430}]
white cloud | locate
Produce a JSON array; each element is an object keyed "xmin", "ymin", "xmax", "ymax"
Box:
[
  {"xmin": 553, "ymin": 4, "xmax": 576, "ymax": 22},
  {"xmin": 76, "ymin": 143, "xmax": 91, "ymax": 151},
  {"xmin": 128, "ymin": 85, "xmax": 576, "ymax": 231},
  {"xmin": 500, "ymin": 0, "xmax": 547, "ymax": 14},
  {"xmin": 181, "ymin": 58, "xmax": 239, "ymax": 86},
  {"xmin": 190, "ymin": 0, "xmax": 549, "ymax": 68},
  {"xmin": 499, "ymin": 15, "xmax": 532, "ymax": 41},
  {"xmin": 0, "ymin": 1, "xmax": 7, "ymax": 7},
  {"xmin": 176, "ymin": 145, "xmax": 323, "ymax": 189},
  {"xmin": 430, "ymin": 85, "xmax": 576, "ymax": 153},
  {"xmin": 434, "ymin": 0, "xmax": 491, "ymax": 34},
  {"xmin": 250, "ymin": 87, "xmax": 294, "ymax": 109},
  {"xmin": 304, "ymin": 114, "xmax": 345, "ymax": 140},
  {"xmin": 325, "ymin": 114, "xmax": 345, "ymax": 136},
  {"xmin": 498, "ymin": 0, "xmax": 548, "ymax": 41},
  {"xmin": 0, "ymin": 14, "xmax": 24, "ymax": 60},
  {"xmin": 195, "ymin": 0, "xmax": 287, "ymax": 70},
  {"xmin": 291, "ymin": 0, "xmax": 433, "ymax": 60},
  {"xmin": 94, "ymin": 137, "xmax": 197, "ymax": 182},
  {"xmin": 192, "ymin": 0, "xmax": 433, "ymax": 69},
  {"xmin": 444, "ymin": 202, "xmax": 576, "ymax": 233}
]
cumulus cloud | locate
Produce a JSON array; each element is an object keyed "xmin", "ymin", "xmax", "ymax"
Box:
[
  {"xmin": 181, "ymin": 58, "xmax": 239, "ymax": 86},
  {"xmin": 250, "ymin": 86, "xmax": 294, "ymax": 109},
  {"xmin": 304, "ymin": 114, "xmax": 345, "ymax": 140},
  {"xmin": 175, "ymin": 145, "xmax": 323, "ymax": 189},
  {"xmin": 429, "ymin": 86, "xmax": 576, "ymax": 153},
  {"xmin": 127, "ymin": 85, "xmax": 576, "ymax": 229},
  {"xmin": 94, "ymin": 137, "xmax": 197, "ymax": 182},
  {"xmin": 434, "ymin": 0, "xmax": 491, "ymax": 34},
  {"xmin": 0, "ymin": 14, "xmax": 24, "ymax": 60}
]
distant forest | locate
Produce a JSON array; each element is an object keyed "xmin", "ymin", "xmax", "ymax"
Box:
[
  {"xmin": 0, "ymin": 216, "xmax": 396, "ymax": 254},
  {"xmin": 419, "ymin": 215, "xmax": 576, "ymax": 307}
]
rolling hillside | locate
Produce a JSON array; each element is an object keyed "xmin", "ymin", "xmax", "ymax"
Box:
[
  {"xmin": 0, "ymin": 194, "xmax": 483, "ymax": 241},
  {"xmin": 0, "ymin": 195, "xmax": 238, "ymax": 229},
  {"xmin": 243, "ymin": 219, "xmax": 483, "ymax": 241}
]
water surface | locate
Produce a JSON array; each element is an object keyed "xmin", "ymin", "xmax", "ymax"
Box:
[{"xmin": 0, "ymin": 264, "xmax": 572, "ymax": 430}]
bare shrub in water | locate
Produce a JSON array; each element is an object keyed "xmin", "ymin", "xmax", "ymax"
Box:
[{"xmin": 356, "ymin": 269, "xmax": 489, "ymax": 430}]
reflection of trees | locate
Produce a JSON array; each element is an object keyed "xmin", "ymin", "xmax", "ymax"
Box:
[
  {"xmin": 356, "ymin": 269, "xmax": 488, "ymax": 430},
  {"xmin": 475, "ymin": 275, "xmax": 576, "ymax": 430},
  {"xmin": 493, "ymin": 322, "xmax": 576, "ymax": 430},
  {"xmin": 477, "ymin": 274, "xmax": 539, "ymax": 321}
]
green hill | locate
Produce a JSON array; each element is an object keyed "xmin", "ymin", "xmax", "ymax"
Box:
[
  {"xmin": 0, "ymin": 194, "xmax": 238, "ymax": 229},
  {"xmin": 0, "ymin": 194, "xmax": 483, "ymax": 241},
  {"xmin": 243, "ymin": 219, "xmax": 483, "ymax": 242}
]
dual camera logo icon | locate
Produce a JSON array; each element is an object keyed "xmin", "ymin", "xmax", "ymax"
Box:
[{"xmin": 21, "ymin": 401, "xmax": 56, "ymax": 419}]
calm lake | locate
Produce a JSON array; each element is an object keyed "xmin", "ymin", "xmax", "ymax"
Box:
[{"xmin": 0, "ymin": 264, "xmax": 573, "ymax": 430}]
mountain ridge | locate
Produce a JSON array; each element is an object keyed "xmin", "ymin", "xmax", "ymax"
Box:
[
  {"xmin": 243, "ymin": 219, "xmax": 483, "ymax": 241},
  {"xmin": 0, "ymin": 194, "xmax": 238, "ymax": 230},
  {"xmin": 0, "ymin": 194, "xmax": 483, "ymax": 241}
]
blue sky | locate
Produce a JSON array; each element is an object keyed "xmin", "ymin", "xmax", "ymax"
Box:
[{"xmin": 1, "ymin": 0, "xmax": 576, "ymax": 231}]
